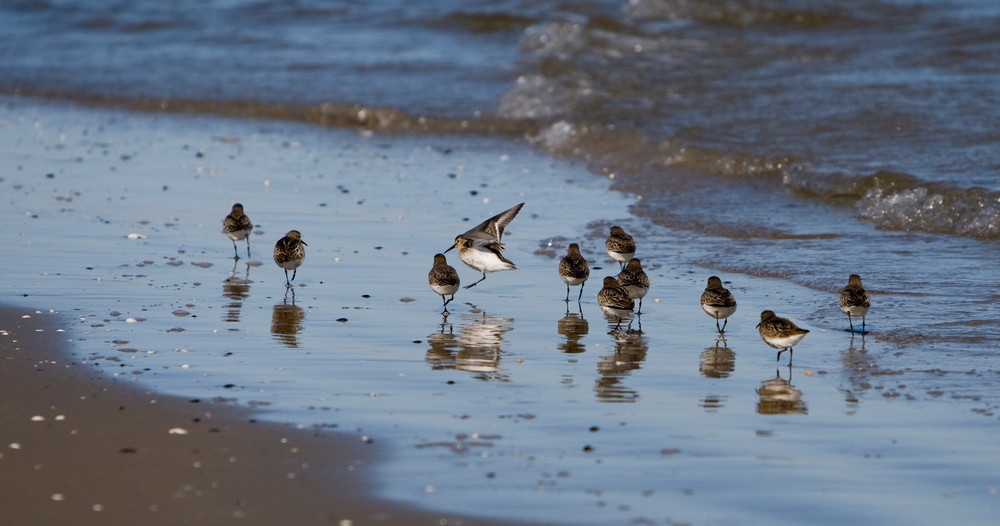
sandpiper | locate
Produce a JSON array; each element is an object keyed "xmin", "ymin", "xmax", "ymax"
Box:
[
  {"xmin": 840, "ymin": 274, "xmax": 871, "ymax": 333},
  {"xmin": 598, "ymin": 276, "xmax": 635, "ymax": 331},
  {"xmin": 428, "ymin": 253, "xmax": 461, "ymax": 313},
  {"xmin": 605, "ymin": 226, "xmax": 636, "ymax": 270},
  {"xmin": 558, "ymin": 243, "xmax": 590, "ymax": 302},
  {"xmin": 617, "ymin": 258, "xmax": 650, "ymax": 313},
  {"xmin": 700, "ymin": 276, "xmax": 737, "ymax": 333},
  {"xmin": 757, "ymin": 310, "xmax": 809, "ymax": 363},
  {"xmin": 445, "ymin": 202, "xmax": 524, "ymax": 289},
  {"xmin": 273, "ymin": 230, "xmax": 307, "ymax": 286},
  {"xmin": 222, "ymin": 203, "xmax": 253, "ymax": 259}
]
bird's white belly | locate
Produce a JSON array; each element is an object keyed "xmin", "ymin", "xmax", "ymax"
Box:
[
  {"xmin": 226, "ymin": 230, "xmax": 249, "ymax": 241},
  {"xmin": 702, "ymin": 304, "xmax": 736, "ymax": 319},
  {"xmin": 431, "ymin": 283, "xmax": 459, "ymax": 296},
  {"xmin": 763, "ymin": 332, "xmax": 806, "ymax": 349},
  {"xmin": 460, "ymin": 247, "xmax": 515, "ymax": 273},
  {"xmin": 622, "ymin": 284, "xmax": 648, "ymax": 299},
  {"xmin": 841, "ymin": 305, "xmax": 869, "ymax": 317},
  {"xmin": 276, "ymin": 258, "xmax": 303, "ymax": 271},
  {"xmin": 607, "ymin": 250, "xmax": 634, "ymax": 264},
  {"xmin": 600, "ymin": 305, "xmax": 633, "ymax": 320}
]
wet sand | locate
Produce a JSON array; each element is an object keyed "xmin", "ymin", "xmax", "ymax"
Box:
[{"xmin": 0, "ymin": 305, "xmax": 527, "ymax": 526}]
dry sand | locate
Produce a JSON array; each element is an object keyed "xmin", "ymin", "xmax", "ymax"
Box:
[{"xmin": 0, "ymin": 305, "xmax": 528, "ymax": 526}]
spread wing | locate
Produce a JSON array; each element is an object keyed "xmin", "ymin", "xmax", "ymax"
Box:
[{"xmin": 461, "ymin": 203, "xmax": 524, "ymax": 244}]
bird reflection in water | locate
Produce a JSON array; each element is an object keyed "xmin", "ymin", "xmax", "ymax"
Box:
[
  {"xmin": 425, "ymin": 309, "xmax": 514, "ymax": 381},
  {"xmin": 222, "ymin": 260, "xmax": 252, "ymax": 324},
  {"xmin": 699, "ymin": 340, "xmax": 736, "ymax": 379},
  {"xmin": 271, "ymin": 288, "xmax": 305, "ymax": 348},
  {"xmin": 699, "ymin": 394, "xmax": 728, "ymax": 412},
  {"xmin": 426, "ymin": 313, "xmax": 459, "ymax": 366},
  {"xmin": 594, "ymin": 330, "xmax": 648, "ymax": 402},
  {"xmin": 599, "ymin": 309, "xmax": 642, "ymax": 335},
  {"xmin": 557, "ymin": 301, "xmax": 588, "ymax": 355},
  {"xmin": 839, "ymin": 331, "xmax": 872, "ymax": 415},
  {"xmin": 756, "ymin": 365, "xmax": 807, "ymax": 415},
  {"xmin": 842, "ymin": 330, "xmax": 872, "ymax": 373}
]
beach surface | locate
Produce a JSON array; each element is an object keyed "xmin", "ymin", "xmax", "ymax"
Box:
[
  {"xmin": 2, "ymin": 98, "xmax": 998, "ymax": 526},
  {"xmin": 0, "ymin": 305, "xmax": 529, "ymax": 525}
]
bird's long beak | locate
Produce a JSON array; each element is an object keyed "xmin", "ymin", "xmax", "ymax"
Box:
[
  {"xmin": 443, "ymin": 244, "xmax": 455, "ymax": 254},
  {"xmin": 301, "ymin": 241, "xmax": 308, "ymax": 246},
  {"xmin": 755, "ymin": 322, "xmax": 761, "ymax": 329}
]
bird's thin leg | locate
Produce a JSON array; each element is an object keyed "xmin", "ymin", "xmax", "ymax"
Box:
[
  {"xmin": 848, "ymin": 315, "xmax": 854, "ymax": 333},
  {"xmin": 464, "ymin": 273, "xmax": 487, "ymax": 289},
  {"xmin": 284, "ymin": 269, "xmax": 291, "ymax": 286},
  {"xmin": 721, "ymin": 317, "xmax": 728, "ymax": 332},
  {"xmin": 245, "ymin": 239, "xmax": 251, "ymax": 259},
  {"xmin": 715, "ymin": 315, "xmax": 722, "ymax": 333},
  {"xmin": 291, "ymin": 268, "xmax": 297, "ymax": 282},
  {"xmin": 862, "ymin": 316, "xmax": 866, "ymax": 333},
  {"xmin": 232, "ymin": 241, "xmax": 239, "ymax": 259},
  {"xmin": 577, "ymin": 281, "xmax": 585, "ymax": 302},
  {"xmin": 565, "ymin": 284, "xmax": 571, "ymax": 302},
  {"xmin": 776, "ymin": 348, "xmax": 786, "ymax": 362},
  {"xmin": 637, "ymin": 298, "xmax": 643, "ymax": 315}
]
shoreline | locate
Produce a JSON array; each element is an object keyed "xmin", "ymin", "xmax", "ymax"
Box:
[{"xmin": 0, "ymin": 305, "xmax": 529, "ymax": 525}]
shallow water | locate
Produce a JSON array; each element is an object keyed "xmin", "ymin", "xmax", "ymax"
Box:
[
  {"xmin": 3, "ymin": 100, "xmax": 998, "ymax": 525},
  {"xmin": 3, "ymin": 0, "xmax": 998, "ymax": 237}
]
